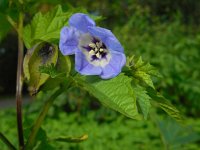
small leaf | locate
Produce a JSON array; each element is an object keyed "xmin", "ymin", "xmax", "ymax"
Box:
[
  {"xmin": 39, "ymin": 63, "xmax": 59, "ymax": 78},
  {"xmin": 49, "ymin": 134, "xmax": 88, "ymax": 143},
  {"xmin": 147, "ymin": 87, "xmax": 182, "ymax": 122},
  {"xmin": 75, "ymin": 74, "xmax": 140, "ymax": 119},
  {"xmin": 23, "ymin": 42, "xmax": 58, "ymax": 95},
  {"xmin": 134, "ymin": 70, "xmax": 154, "ymax": 88},
  {"xmin": 39, "ymin": 51, "xmax": 71, "ymax": 77},
  {"xmin": 139, "ymin": 62, "xmax": 162, "ymax": 78},
  {"xmin": 126, "ymin": 56, "xmax": 162, "ymax": 88},
  {"xmin": 133, "ymin": 84, "xmax": 151, "ymax": 120},
  {"xmin": 126, "ymin": 55, "xmax": 135, "ymax": 67}
]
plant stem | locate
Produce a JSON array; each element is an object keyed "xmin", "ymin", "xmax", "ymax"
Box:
[
  {"xmin": 0, "ymin": 132, "xmax": 17, "ymax": 150},
  {"xmin": 25, "ymin": 88, "xmax": 63, "ymax": 149},
  {"xmin": 16, "ymin": 12, "xmax": 24, "ymax": 150}
]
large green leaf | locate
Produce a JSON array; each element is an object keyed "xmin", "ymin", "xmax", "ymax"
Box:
[
  {"xmin": 75, "ymin": 74, "xmax": 140, "ymax": 119},
  {"xmin": 23, "ymin": 42, "xmax": 58, "ymax": 95},
  {"xmin": 133, "ymin": 84, "xmax": 151, "ymax": 120},
  {"xmin": 23, "ymin": 5, "xmax": 72, "ymax": 48}
]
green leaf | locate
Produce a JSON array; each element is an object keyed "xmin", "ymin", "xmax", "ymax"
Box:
[
  {"xmin": 23, "ymin": 5, "xmax": 72, "ymax": 48},
  {"xmin": 23, "ymin": 42, "xmax": 58, "ymax": 95},
  {"xmin": 39, "ymin": 63, "xmax": 59, "ymax": 78},
  {"xmin": 134, "ymin": 71, "xmax": 154, "ymax": 88},
  {"xmin": 133, "ymin": 84, "xmax": 151, "ymax": 120},
  {"xmin": 127, "ymin": 56, "xmax": 162, "ymax": 89},
  {"xmin": 39, "ymin": 51, "xmax": 71, "ymax": 78},
  {"xmin": 75, "ymin": 74, "xmax": 140, "ymax": 119},
  {"xmin": 147, "ymin": 87, "xmax": 182, "ymax": 122},
  {"xmin": 49, "ymin": 134, "xmax": 88, "ymax": 143},
  {"xmin": 136, "ymin": 61, "xmax": 162, "ymax": 78}
]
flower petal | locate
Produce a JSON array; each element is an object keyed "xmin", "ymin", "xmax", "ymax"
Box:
[
  {"xmin": 59, "ymin": 27, "xmax": 80, "ymax": 55},
  {"xmin": 69, "ymin": 13, "xmax": 95, "ymax": 33},
  {"xmin": 75, "ymin": 49, "xmax": 102, "ymax": 75},
  {"xmin": 88, "ymin": 26, "xmax": 124, "ymax": 53},
  {"xmin": 100, "ymin": 51, "xmax": 126, "ymax": 79}
]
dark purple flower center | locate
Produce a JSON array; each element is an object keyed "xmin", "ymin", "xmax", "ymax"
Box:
[{"xmin": 82, "ymin": 37, "xmax": 108, "ymax": 61}]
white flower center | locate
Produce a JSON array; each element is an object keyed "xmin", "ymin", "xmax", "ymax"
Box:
[{"xmin": 78, "ymin": 34, "xmax": 111, "ymax": 67}]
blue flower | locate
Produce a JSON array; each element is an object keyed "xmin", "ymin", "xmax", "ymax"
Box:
[{"xmin": 59, "ymin": 13, "xmax": 126, "ymax": 79}]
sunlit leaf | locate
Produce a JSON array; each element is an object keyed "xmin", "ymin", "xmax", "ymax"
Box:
[
  {"xmin": 23, "ymin": 5, "xmax": 72, "ymax": 48},
  {"xmin": 39, "ymin": 63, "xmax": 59, "ymax": 78},
  {"xmin": 75, "ymin": 74, "xmax": 140, "ymax": 120},
  {"xmin": 133, "ymin": 57, "xmax": 162, "ymax": 88},
  {"xmin": 125, "ymin": 56, "xmax": 161, "ymax": 89}
]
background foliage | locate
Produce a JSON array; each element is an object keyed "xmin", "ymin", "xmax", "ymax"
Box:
[{"xmin": 0, "ymin": 0, "xmax": 200, "ymax": 149}]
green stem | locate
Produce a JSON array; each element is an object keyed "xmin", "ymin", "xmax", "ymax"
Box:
[
  {"xmin": 16, "ymin": 11, "xmax": 24, "ymax": 150},
  {"xmin": 25, "ymin": 88, "xmax": 63, "ymax": 149},
  {"xmin": 0, "ymin": 132, "xmax": 17, "ymax": 150}
]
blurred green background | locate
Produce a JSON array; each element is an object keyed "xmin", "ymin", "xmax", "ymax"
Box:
[{"xmin": 0, "ymin": 0, "xmax": 200, "ymax": 149}]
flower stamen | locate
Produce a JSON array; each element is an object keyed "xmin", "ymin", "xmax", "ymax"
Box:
[
  {"xmin": 96, "ymin": 52, "xmax": 100, "ymax": 58},
  {"xmin": 85, "ymin": 38, "xmax": 109, "ymax": 61},
  {"xmin": 79, "ymin": 35, "xmax": 111, "ymax": 67},
  {"xmin": 89, "ymin": 43, "xmax": 96, "ymax": 48},
  {"xmin": 94, "ymin": 48, "xmax": 98, "ymax": 52},
  {"xmin": 99, "ymin": 48, "xmax": 104, "ymax": 52},
  {"xmin": 89, "ymin": 50, "xmax": 95, "ymax": 55}
]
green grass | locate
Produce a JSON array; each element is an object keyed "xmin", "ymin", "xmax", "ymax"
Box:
[{"xmin": 0, "ymin": 106, "xmax": 200, "ymax": 150}]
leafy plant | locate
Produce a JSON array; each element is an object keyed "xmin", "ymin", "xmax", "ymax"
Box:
[
  {"xmin": 0, "ymin": 1, "xmax": 183, "ymax": 150},
  {"xmin": 115, "ymin": 11, "xmax": 200, "ymax": 116}
]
